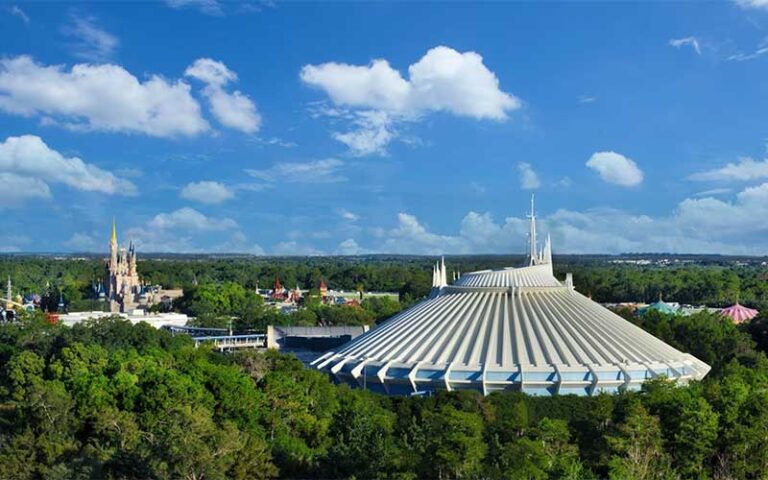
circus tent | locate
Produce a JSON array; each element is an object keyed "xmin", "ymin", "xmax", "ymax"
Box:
[{"xmin": 720, "ymin": 303, "xmax": 759, "ymax": 324}]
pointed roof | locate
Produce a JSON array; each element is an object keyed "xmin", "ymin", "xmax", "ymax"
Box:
[
  {"xmin": 642, "ymin": 295, "xmax": 679, "ymax": 315},
  {"xmin": 110, "ymin": 218, "xmax": 117, "ymax": 244},
  {"xmin": 720, "ymin": 303, "xmax": 759, "ymax": 324}
]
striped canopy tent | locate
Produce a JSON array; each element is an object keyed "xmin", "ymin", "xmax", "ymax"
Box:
[
  {"xmin": 720, "ymin": 303, "xmax": 758, "ymax": 324},
  {"xmin": 639, "ymin": 296, "xmax": 679, "ymax": 316}
]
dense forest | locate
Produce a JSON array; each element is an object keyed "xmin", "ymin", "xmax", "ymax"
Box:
[
  {"xmin": 1, "ymin": 307, "xmax": 768, "ymax": 479},
  {"xmin": 2, "ymin": 255, "xmax": 768, "ymax": 313}
]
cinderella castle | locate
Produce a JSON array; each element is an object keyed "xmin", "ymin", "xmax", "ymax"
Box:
[{"xmin": 106, "ymin": 220, "xmax": 142, "ymax": 313}]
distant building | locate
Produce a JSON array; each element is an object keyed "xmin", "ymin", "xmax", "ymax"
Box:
[
  {"xmin": 56, "ymin": 310, "xmax": 188, "ymax": 329},
  {"xmin": 107, "ymin": 220, "xmax": 142, "ymax": 313},
  {"xmin": 104, "ymin": 220, "xmax": 183, "ymax": 313}
]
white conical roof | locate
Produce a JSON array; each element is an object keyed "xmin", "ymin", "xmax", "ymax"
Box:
[{"xmin": 313, "ymin": 202, "xmax": 711, "ymax": 396}]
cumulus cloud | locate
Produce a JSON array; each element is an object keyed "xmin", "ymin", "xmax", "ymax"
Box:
[
  {"xmin": 517, "ymin": 162, "xmax": 540, "ymax": 190},
  {"xmin": 669, "ymin": 36, "xmax": 701, "ymax": 55},
  {"xmin": 301, "ymin": 45, "xmax": 520, "ymax": 154},
  {"xmin": 369, "ymin": 183, "xmax": 768, "ymax": 255},
  {"xmin": 125, "ymin": 210, "xmax": 261, "ymax": 254},
  {"xmin": 0, "ymin": 135, "xmax": 136, "ymax": 199},
  {"xmin": 245, "ymin": 158, "xmax": 346, "ymax": 183},
  {"xmin": 62, "ymin": 14, "xmax": 119, "ymax": 62},
  {"xmin": 185, "ymin": 58, "xmax": 261, "ymax": 133},
  {"xmin": 586, "ymin": 151, "xmax": 644, "ymax": 187},
  {"xmin": 180, "ymin": 180, "xmax": 235, "ymax": 204},
  {"xmin": 0, "ymin": 55, "xmax": 208, "ymax": 137},
  {"xmin": 147, "ymin": 207, "xmax": 237, "ymax": 232},
  {"xmin": 689, "ymin": 157, "xmax": 768, "ymax": 182}
]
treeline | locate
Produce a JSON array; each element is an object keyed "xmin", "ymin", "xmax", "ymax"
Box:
[
  {"xmin": 1, "ymin": 309, "xmax": 768, "ymax": 479},
  {"xmin": 2, "ymin": 256, "xmax": 768, "ymax": 311},
  {"xmin": 175, "ymin": 282, "xmax": 402, "ymax": 330}
]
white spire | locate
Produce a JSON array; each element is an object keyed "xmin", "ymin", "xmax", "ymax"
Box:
[
  {"xmin": 527, "ymin": 194, "xmax": 538, "ymax": 266},
  {"xmin": 440, "ymin": 256, "xmax": 447, "ymax": 287},
  {"xmin": 543, "ymin": 234, "xmax": 552, "ymax": 265}
]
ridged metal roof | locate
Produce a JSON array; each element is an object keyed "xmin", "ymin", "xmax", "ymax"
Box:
[
  {"xmin": 314, "ymin": 199, "xmax": 711, "ymax": 396},
  {"xmin": 455, "ymin": 265, "xmax": 562, "ymax": 288},
  {"xmin": 314, "ymin": 264, "xmax": 711, "ymax": 396}
]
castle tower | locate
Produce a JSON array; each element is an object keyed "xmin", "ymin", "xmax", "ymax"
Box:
[{"xmin": 106, "ymin": 219, "xmax": 142, "ymax": 313}]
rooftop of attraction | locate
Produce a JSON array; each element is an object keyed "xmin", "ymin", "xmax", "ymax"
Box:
[{"xmin": 313, "ymin": 196, "xmax": 712, "ymax": 396}]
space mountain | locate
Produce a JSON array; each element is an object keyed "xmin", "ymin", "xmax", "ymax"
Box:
[{"xmin": 313, "ymin": 198, "xmax": 711, "ymax": 396}]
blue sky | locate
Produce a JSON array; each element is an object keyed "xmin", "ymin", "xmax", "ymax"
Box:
[{"xmin": 2, "ymin": 0, "xmax": 768, "ymax": 255}]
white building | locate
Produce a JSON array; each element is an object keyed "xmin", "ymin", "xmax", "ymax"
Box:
[
  {"xmin": 57, "ymin": 310, "xmax": 189, "ymax": 329},
  {"xmin": 313, "ymin": 197, "xmax": 711, "ymax": 396}
]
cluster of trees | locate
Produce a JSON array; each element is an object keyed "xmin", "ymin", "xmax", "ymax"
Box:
[
  {"xmin": 3, "ymin": 255, "xmax": 768, "ymax": 313},
  {"xmin": 1, "ymin": 306, "xmax": 768, "ymax": 479},
  {"xmin": 173, "ymin": 282, "xmax": 403, "ymax": 330}
]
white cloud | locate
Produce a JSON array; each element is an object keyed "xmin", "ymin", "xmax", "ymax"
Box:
[
  {"xmin": 5, "ymin": 5, "xmax": 29, "ymax": 24},
  {"xmin": 185, "ymin": 58, "xmax": 261, "ymax": 133},
  {"xmin": 125, "ymin": 211, "xmax": 259, "ymax": 253},
  {"xmin": 164, "ymin": 0, "xmax": 272, "ymax": 16},
  {"xmin": 301, "ymin": 45, "xmax": 520, "ymax": 154},
  {"xmin": 336, "ymin": 238, "xmax": 366, "ymax": 255},
  {"xmin": 669, "ymin": 37, "xmax": 701, "ymax": 55},
  {"xmin": 0, "ymin": 172, "xmax": 51, "ymax": 206},
  {"xmin": 586, "ymin": 151, "xmax": 644, "ymax": 187},
  {"xmin": 728, "ymin": 48, "xmax": 768, "ymax": 62},
  {"xmin": 689, "ymin": 157, "xmax": 768, "ymax": 182},
  {"xmin": 165, "ymin": 0, "xmax": 224, "ymax": 15},
  {"xmin": 301, "ymin": 59, "xmax": 410, "ymax": 112},
  {"xmin": 0, "ymin": 135, "xmax": 136, "ymax": 197},
  {"xmin": 64, "ymin": 232, "xmax": 99, "ymax": 251},
  {"xmin": 245, "ymin": 158, "xmax": 346, "ymax": 183},
  {"xmin": 180, "ymin": 180, "xmax": 234, "ymax": 204},
  {"xmin": 368, "ymin": 183, "xmax": 768, "ymax": 255},
  {"xmin": 338, "ymin": 209, "xmax": 359, "ymax": 221},
  {"xmin": 407, "ymin": 46, "xmax": 521, "ymax": 119},
  {"xmin": 333, "ymin": 110, "xmax": 396, "ymax": 156},
  {"xmin": 694, "ymin": 188, "xmax": 732, "ymax": 197},
  {"xmin": 252, "ymin": 137, "xmax": 297, "ymax": 148},
  {"xmin": 0, "ymin": 55, "xmax": 208, "ymax": 137},
  {"xmin": 727, "ymin": 36, "xmax": 768, "ymax": 61},
  {"xmin": 734, "ymin": 0, "xmax": 768, "ymax": 10},
  {"xmin": 147, "ymin": 207, "xmax": 237, "ymax": 232},
  {"xmin": 578, "ymin": 95, "xmax": 596, "ymax": 104},
  {"xmin": 517, "ymin": 162, "xmax": 541, "ymax": 190},
  {"xmin": 62, "ymin": 14, "xmax": 119, "ymax": 62},
  {"xmin": 272, "ymin": 241, "xmax": 324, "ymax": 256}
]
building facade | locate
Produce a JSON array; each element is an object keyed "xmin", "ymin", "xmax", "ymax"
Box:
[{"xmin": 106, "ymin": 220, "xmax": 142, "ymax": 313}]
